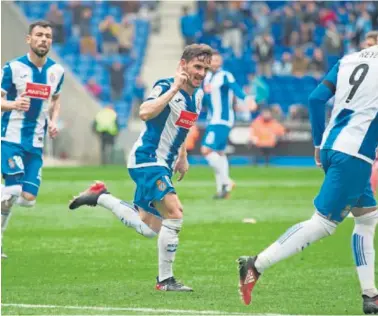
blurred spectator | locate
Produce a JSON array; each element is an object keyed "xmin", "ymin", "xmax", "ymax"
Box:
[
  {"xmin": 287, "ymin": 104, "xmax": 309, "ymax": 122},
  {"xmin": 69, "ymin": 1, "xmax": 84, "ymax": 37},
  {"xmin": 282, "ymin": 7, "xmax": 297, "ymax": 46},
  {"xmin": 322, "ymin": 23, "xmax": 343, "ymax": 57},
  {"xmin": 307, "ymin": 48, "xmax": 326, "ymax": 79},
  {"xmin": 201, "ymin": 1, "xmax": 218, "ymax": 36},
  {"xmin": 114, "ymin": 16, "xmax": 135, "ymax": 54},
  {"xmin": 289, "ymin": 31, "xmax": 301, "ymax": 47},
  {"xmin": 180, "ymin": 6, "xmax": 201, "ymax": 46},
  {"xmin": 219, "ymin": 2, "xmax": 245, "ymax": 57},
  {"xmin": 372, "ymin": 3, "xmax": 378, "ymax": 29},
  {"xmin": 299, "ymin": 23, "xmax": 313, "ymax": 47},
  {"xmin": 46, "ymin": 4, "xmax": 65, "ymax": 43},
  {"xmin": 303, "ymin": 2, "xmax": 319, "ymax": 26},
  {"xmin": 247, "ymin": 73, "xmax": 270, "ymax": 107},
  {"xmin": 356, "ymin": 11, "xmax": 373, "ymax": 45},
  {"xmin": 337, "ymin": 6, "xmax": 349, "ymax": 26},
  {"xmin": 252, "ymin": 3, "xmax": 271, "ymax": 35},
  {"xmin": 86, "ymin": 77, "xmax": 102, "ymax": 99},
  {"xmin": 93, "ymin": 105, "xmax": 120, "ymax": 165},
  {"xmin": 254, "ymin": 33, "xmax": 274, "ymax": 77},
  {"xmin": 271, "ymin": 104, "xmax": 285, "ymax": 122},
  {"xmin": 132, "ymin": 76, "xmax": 146, "ymax": 119},
  {"xmin": 249, "ymin": 108, "xmax": 285, "ymax": 166},
  {"xmin": 319, "ymin": 8, "xmax": 337, "ymax": 27},
  {"xmin": 108, "ymin": 62, "xmax": 126, "ymax": 101},
  {"xmin": 292, "ymin": 47, "xmax": 309, "ymax": 77},
  {"xmin": 345, "ymin": 13, "xmax": 358, "ymax": 52},
  {"xmin": 99, "ymin": 16, "xmax": 119, "ymax": 54},
  {"xmin": 273, "ymin": 52, "xmax": 293, "ymax": 75},
  {"xmin": 79, "ymin": 8, "xmax": 97, "ymax": 55}
]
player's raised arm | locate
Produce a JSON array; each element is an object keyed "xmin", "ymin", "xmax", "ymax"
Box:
[
  {"xmin": 308, "ymin": 61, "xmax": 339, "ymax": 148},
  {"xmin": 139, "ymin": 66, "xmax": 188, "ymax": 121}
]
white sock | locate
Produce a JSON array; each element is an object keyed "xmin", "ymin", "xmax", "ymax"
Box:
[
  {"xmin": 352, "ymin": 210, "xmax": 378, "ymax": 298},
  {"xmin": 97, "ymin": 194, "xmax": 157, "ymax": 238},
  {"xmin": 255, "ymin": 212, "xmax": 337, "ymax": 273},
  {"xmin": 219, "ymin": 155, "xmax": 230, "ymax": 188},
  {"xmin": 205, "ymin": 152, "xmax": 223, "ymax": 193},
  {"xmin": 158, "ymin": 218, "xmax": 182, "ymax": 282},
  {"xmin": 1, "ymin": 185, "xmax": 22, "ymax": 235}
]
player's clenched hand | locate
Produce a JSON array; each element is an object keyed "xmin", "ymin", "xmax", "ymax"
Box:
[
  {"xmin": 314, "ymin": 147, "xmax": 322, "ymax": 168},
  {"xmin": 174, "ymin": 156, "xmax": 189, "ymax": 181},
  {"xmin": 172, "ymin": 64, "xmax": 189, "ymax": 91},
  {"xmin": 48, "ymin": 121, "xmax": 58, "ymax": 139},
  {"xmin": 13, "ymin": 92, "xmax": 30, "ymax": 112}
]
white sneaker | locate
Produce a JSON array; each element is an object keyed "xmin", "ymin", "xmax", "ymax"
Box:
[{"xmin": 2, "ymin": 252, "xmax": 8, "ymax": 259}]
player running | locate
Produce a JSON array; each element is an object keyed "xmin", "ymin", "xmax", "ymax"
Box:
[
  {"xmin": 1, "ymin": 21, "xmax": 64, "ymax": 259},
  {"xmin": 69, "ymin": 44, "xmax": 212, "ymax": 292},
  {"xmin": 201, "ymin": 51, "xmax": 256, "ymax": 199},
  {"xmin": 237, "ymin": 44, "xmax": 378, "ymax": 314}
]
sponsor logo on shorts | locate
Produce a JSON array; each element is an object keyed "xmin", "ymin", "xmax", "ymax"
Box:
[
  {"xmin": 25, "ymin": 82, "xmax": 51, "ymax": 100},
  {"xmin": 156, "ymin": 180, "xmax": 167, "ymax": 191},
  {"xmin": 175, "ymin": 111, "xmax": 198, "ymax": 129}
]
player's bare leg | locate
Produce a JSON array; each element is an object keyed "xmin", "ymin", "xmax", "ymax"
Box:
[
  {"xmin": 154, "ymin": 193, "xmax": 192, "ymax": 291},
  {"xmin": 69, "ymin": 181, "xmax": 158, "ymax": 238},
  {"xmin": 1, "ymin": 183, "xmax": 22, "ymax": 259},
  {"xmin": 351, "ymin": 207, "xmax": 378, "ymax": 314}
]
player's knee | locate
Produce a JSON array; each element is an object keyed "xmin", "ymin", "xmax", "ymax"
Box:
[
  {"xmin": 201, "ymin": 146, "xmax": 211, "ymax": 156},
  {"xmin": 17, "ymin": 193, "xmax": 37, "ymax": 208},
  {"xmin": 312, "ymin": 212, "xmax": 337, "ymax": 236},
  {"xmin": 165, "ymin": 206, "xmax": 183, "ymax": 220},
  {"xmin": 22, "ymin": 192, "xmax": 36, "ymax": 201}
]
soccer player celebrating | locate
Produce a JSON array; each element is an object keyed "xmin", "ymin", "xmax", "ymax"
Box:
[
  {"xmin": 201, "ymin": 51, "xmax": 256, "ymax": 199},
  {"xmin": 237, "ymin": 45, "xmax": 378, "ymax": 314},
  {"xmin": 69, "ymin": 44, "xmax": 212, "ymax": 291},
  {"xmin": 1, "ymin": 21, "xmax": 64, "ymax": 259}
]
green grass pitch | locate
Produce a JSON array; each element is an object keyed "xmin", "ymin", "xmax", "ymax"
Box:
[{"xmin": 1, "ymin": 166, "xmax": 377, "ymax": 315}]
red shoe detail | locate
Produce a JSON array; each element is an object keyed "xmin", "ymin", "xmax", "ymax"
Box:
[{"xmin": 239, "ymin": 268, "xmax": 259, "ymax": 305}]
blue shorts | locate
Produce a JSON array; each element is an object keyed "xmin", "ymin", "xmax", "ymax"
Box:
[
  {"xmin": 128, "ymin": 166, "xmax": 176, "ymax": 219},
  {"xmin": 202, "ymin": 124, "xmax": 231, "ymax": 151},
  {"xmin": 1, "ymin": 141, "xmax": 43, "ymax": 196},
  {"xmin": 314, "ymin": 149, "xmax": 376, "ymax": 223}
]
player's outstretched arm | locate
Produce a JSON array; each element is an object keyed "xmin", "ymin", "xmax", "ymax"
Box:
[
  {"xmin": 308, "ymin": 62, "xmax": 339, "ymax": 147},
  {"xmin": 139, "ymin": 66, "xmax": 188, "ymax": 121}
]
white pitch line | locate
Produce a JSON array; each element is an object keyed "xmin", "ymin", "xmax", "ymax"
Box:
[{"xmin": 1, "ymin": 303, "xmax": 347, "ymax": 316}]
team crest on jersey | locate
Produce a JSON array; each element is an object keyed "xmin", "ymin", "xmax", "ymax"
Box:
[
  {"xmin": 156, "ymin": 180, "xmax": 167, "ymax": 191},
  {"xmin": 25, "ymin": 82, "xmax": 51, "ymax": 100},
  {"xmin": 8, "ymin": 158, "xmax": 15, "ymax": 169},
  {"xmin": 175, "ymin": 111, "xmax": 198, "ymax": 129}
]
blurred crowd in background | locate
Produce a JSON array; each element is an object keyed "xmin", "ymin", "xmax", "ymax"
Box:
[{"xmin": 180, "ymin": 1, "xmax": 378, "ymax": 123}]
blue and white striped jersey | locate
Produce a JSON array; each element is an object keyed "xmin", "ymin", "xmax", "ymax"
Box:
[
  {"xmin": 203, "ymin": 69, "xmax": 246, "ymax": 128},
  {"xmin": 1, "ymin": 54, "xmax": 64, "ymax": 153},
  {"xmin": 127, "ymin": 78, "xmax": 203, "ymax": 171},
  {"xmin": 309, "ymin": 45, "xmax": 378, "ymax": 164}
]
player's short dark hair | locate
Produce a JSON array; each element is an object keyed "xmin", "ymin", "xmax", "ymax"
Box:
[
  {"xmin": 366, "ymin": 30, "xmax": 378, "ymax": 42},
  {"xmin": 29, "ymin": 20, "xmax": 53, "ymax": 35},
  {"xmin": 181, "ymin": 44, "xmax": 213, "ymax": 64}
]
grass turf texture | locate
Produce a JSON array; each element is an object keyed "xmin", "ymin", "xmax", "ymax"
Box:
[{"xmin": 2, "ymin": 166, "xmax": 377, "ymax": 315}]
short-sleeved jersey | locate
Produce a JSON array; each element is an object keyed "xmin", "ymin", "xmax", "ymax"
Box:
[
  {"xmin": 203, "ymin": 69, "xmax": 246, "ymax": 128},
  {"xmin": 321, "ymin": 46, "xmax": 378, "ymax": 163},
  {"xmin": 309, "ymin": 46, "xmax": 378, "ymax": 164},
  {"xmin": 127, "ymin": 78, "xmax": 203, "ymax": 171},
  {"xmin": 1, "ymin": 54, "xmax": 64, "ymax": 153}
]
